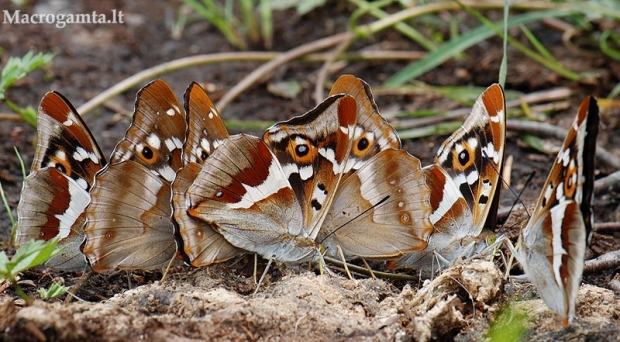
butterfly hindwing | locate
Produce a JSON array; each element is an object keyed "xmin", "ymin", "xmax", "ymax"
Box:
[{"xmin": 319, "ymin": 149, "xmax": 434, "ymax": 260}]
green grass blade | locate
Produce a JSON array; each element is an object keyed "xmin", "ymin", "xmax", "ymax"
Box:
[
  {"xmin": 384, "ymin": 9, "xmax": 576, "ymax": 86},
  {"xmin": 347, "ymin": 0, "xmax": 437, "ymax": 51},
  {"xmin": 609, "ymin": 82, "xmax": 620, "ymax": 98},
  {"xmin": 14, "ymin": 147, "xmax": 26, "ymax": 179},
  {"xmin": 600, "ymin": 30, "xmax": 620, "ymax": 60},
  {"xmin": 498, "ymin": 0, "xmax": 509, "ymax": 87},
  {"xmin": 260, "ymin": 0, "xmax": 273, "ymax": 49},
  {"xmin": 519, "ymin": 24, "xmax": 556, "ymax": 61},
  {"xmin": 240, "ymin": 0, "xmax": 259, "ymax": 44},
  {"xmin": 466, "ymin": 5, "xmax": 580, "ymax": 82},
  {"xmin": 0, "ymin": 181, "xmax": 16, "ymax": 244}
]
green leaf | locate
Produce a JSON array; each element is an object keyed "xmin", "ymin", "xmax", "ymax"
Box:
[
  {"xmin": 0, "ymin": 252, "xmax": 9, "ymax": 275},
  {"xmin": 521, "ymin": 134, "xmax": 546, "ymax": 153},
  {"xmin": 38, "ymin": 281, "xmax": 70, "ymax": 299},
  {"xmin": 0, "ymin": 51, "xmax": 54, "ymax": 99},
  {"xmin": 0, "ymin": 181, "xmax": 16, "ymax": 243},
  {"xmin": 0, "ymin": 238, "xmax": 62, "ymax": 278},
  {"xmin": 486, "ymin": 303, "xmax": 528, "ymax": 342}
]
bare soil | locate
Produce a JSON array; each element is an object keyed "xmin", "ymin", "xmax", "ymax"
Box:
[{"xmin": 1, "ymin": 1, "xmax": 620, "ymax": 341}]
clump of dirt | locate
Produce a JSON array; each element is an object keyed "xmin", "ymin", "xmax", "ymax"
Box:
[
  {"xmin": 2, "ymin": 260, "xmax": 504, "ymax": 341},
  {"xmin": 5, "ymin": 259, "xmax": 619, "ymax": 341}
]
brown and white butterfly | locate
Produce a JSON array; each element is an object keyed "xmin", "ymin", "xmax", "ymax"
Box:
[
  {"xmin": 316, "ymin": 75, "xmax": 432, "ymax": 260},
  {"xmin": 172, "ymin": 82, "xmax": 243, "ymax": 267},
  {"xmin": 508, "ymin": 96, "xmax": 598, "ymax": 326},
  {"xmin": 390, "ymin": 83, "xmax": 506, "ymax": 274},
  {"xmin": 186, "ymin": 94, "xmax": 357, "ymax": 263},
  {"xmin": 81, "ymin": 79, "xmax": 186, "ymax": 272},
  {"xmin": 187, "ymin": 74, "xmax": 433, "ymax": 264},
  {"xmin": 15, "ymin": 91, "xmax": 106, "ymax": 271}
]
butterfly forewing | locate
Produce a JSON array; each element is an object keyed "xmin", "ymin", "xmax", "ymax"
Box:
[
  {"xmin": 110, "ymin": 79, "xmax": 185, "ymax": 182},
  {"xmin": 187, "ymin": 134, "xmax": 313, "ymax": 263},
  {"xmin": 389, "ymin": 84, "xmax": 506, "ymax": 274},
  {"xmin": 172, "ymin": 82, "xmax": 242, "ymax": 267},
  {"xmin": 432, "ymin": 84, "xmax": 506, "ymax": 236},
  {"xmin": 34, "ymin": 92, "xmax": 106, "ymax": 179},
  {"xmin": 16, "ymin": 91, "xmax": 106, "ymax": 271},
  {"xmin": 181, "ymin": 82, "xmax": 229, "ymax": 164},
  {"xmin": 263, "ymin": 94, "xmax": 357, "ymax": 237},
  {"xmin": 82, "ymin": 79, "xmax": 186, "ymax": 272},
  {"xmin": 328, "ymin": 75, "xmax": 401, "ymax": 175},
  {"xmin": 515, "ymin": 96, "xmax": 599, "ymax": 326}
]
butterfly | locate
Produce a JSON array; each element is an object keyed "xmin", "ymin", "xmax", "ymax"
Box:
[
  {"xmin": 389, "ymin": 83, "xmax": 506, "ymax": 275},
  {"xmin": 171, "ymin": 82, "xmax": 243, "ymax": 267},
  {"xmin": 508, "ymin": 96, "xmax": 599, "ymax": 326},
  {"xmin": 316, "ymin": 75, "xmax": 433, "ymax": 260},
  {"xmin": 186, "ymin": 74, "xmax": 428, "ymax": 264},
  {"xmin": 186, "ymin": 93, "xmax": 357, "ymax": 264},
  {"xmin": 81, "ymin": 79, "xmax": 186, "ymax": 272},
  {"xmin": 15, "ymin": 91, "xmax": 106, "ymax": 271}
]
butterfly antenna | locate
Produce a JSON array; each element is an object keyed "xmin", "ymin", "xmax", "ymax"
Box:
[
  {"xmin": 500, "ymin": 169, "xmax": 536, "ymax": 229},
  {"xmin": 482, "ymin": 149, "xmax": 535, "ymax": 226},
  {"xmin": 318, "ymin": 195, "xmax": 390, "ymax": 245}
]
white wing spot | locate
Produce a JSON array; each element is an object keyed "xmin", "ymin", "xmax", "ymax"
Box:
[
  {"xmin": 429, "ymin": 180, "xmax": 461, "ymax": 225},
  {"xmin": 166, "ymin": 106, "xmax": 179, "ymax": 116},
  {"xmin": 490, "ymin": 110, "xmax": 503, "ymax": 123},
  {"xmin": 165, "ymin": 137, "xmax": 183, "ymax": 151},
  {"xmin": 73, "ymin": 147, "xmax": 99, "ymax": 164},
  {"xmin": 467, "ymin": 137, "xmax": 479, "ymax": 150},
  {"xmin": 76, "ymin": 177, "xmax": 88, "ymax": 190},
  {"xmin": 147, "ymin": 133, "xmax": 162, "ymax": 150},
  {"xmin": 56, "ymin": 178, "xmax": 90, "ymax": 238},
  {"xmin": 319, "ymin": 147, "xmax": 340, "ymax": 174},
  {"xmin": 158, "ymin": 165, "xmax": 176, "ymax": 182},
  {"xmin": 299, "ymin": 165, "xmax": 313, "ymax": 181}
]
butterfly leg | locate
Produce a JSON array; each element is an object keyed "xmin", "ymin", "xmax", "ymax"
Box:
[
  {"xmin": 360, "ymin": 258, "xmax": 376, "ymax": 280},
  {"xmin": 335, "ymin": 245, "xmax": 355, "ymax": 280},
  {"xmin": 64, "ymin": 269, "xmax": 95, "ymax": 303},
  {"xmin": 253, "ymin": 257, "xmax": 275, "ymax": 296},
  {"xmin": 159, "ymin": 255, "xmax": 178, "ymax": 284}
]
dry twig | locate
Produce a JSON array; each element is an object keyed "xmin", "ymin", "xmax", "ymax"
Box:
[
  {"xmin": 507, "ymin": 120, "xmax": 620, "ymax": 169},
  {"xmin": 584, "ymin": 250, "xmax": 620, "ymax": 273}
]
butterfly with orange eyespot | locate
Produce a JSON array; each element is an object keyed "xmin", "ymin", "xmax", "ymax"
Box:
[
  {"xmin": 15, "ymin": 91, "xmax": 106, "ymax": 271},
  {"xmin": 508, "ymin": 96, "xmax": 598, "ymax": 326},
  {"xmin": 81, "ymin": 79, "xmax": 186, "ymax": 272}
]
